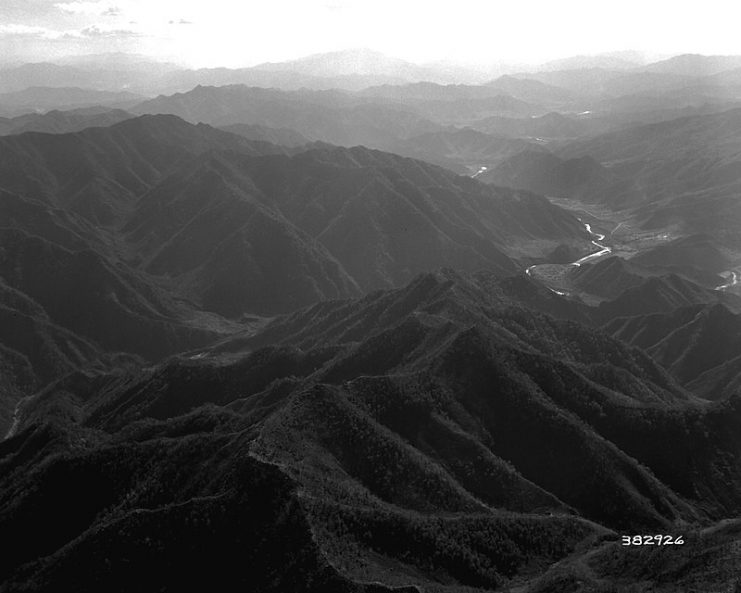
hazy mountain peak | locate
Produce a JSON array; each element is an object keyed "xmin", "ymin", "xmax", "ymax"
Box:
[
  {"xmin": 250, "ymin": 48, "xmax": 441, "ymax": 82},
  {"xmin": 538, "ymin": 53, "xmax": 642, "ymax": 72},
  {"xmin": 640, "ymin": 53, "xmax": 741, "ymax": 76},
  {"xmin": 55, "ymin": 52, "xmax": 182, "ymax": 69}
]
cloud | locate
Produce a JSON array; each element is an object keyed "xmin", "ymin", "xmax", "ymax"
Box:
[
  {"xmin": 4, "ymin": 0, "xmax": 741, "ymax": 70},
  {"xmin": 77, "ymin": 25, "xmax": 140, "ymax": 38},
  {"xmin": 0, "ymin": 23, "xmax": 65, "ymax": 39},
  {"xmin": 0, "ymin": 24, "xmax": 50, "ymax": 35},
  {"xmin": 55, "ymin": 1, "xmax": 110, "ymax": 14},
  {"xmin": 54, "ymin": 0, "xmax": 134, "ymax": 18},
  {"xmin": 0, "ymin": 20, "xmax": 140, "ymax": 42},
  {"xmin": 1, "ymin": 0, "xmax": 76, "ymax": 20}
]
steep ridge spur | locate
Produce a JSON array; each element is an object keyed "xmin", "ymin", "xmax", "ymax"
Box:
[{"xmin": 606, "ymin": 303, "xmax": 741, "ymax": 399}]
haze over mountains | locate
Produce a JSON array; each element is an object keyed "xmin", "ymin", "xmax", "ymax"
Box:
[{"xmin": 3, "ymin": 46, "xmax": 741, "ymax": 592}]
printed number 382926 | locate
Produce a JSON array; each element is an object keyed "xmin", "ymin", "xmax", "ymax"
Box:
[{"xmin": 621, "ymin": 535, "xmax": 684, "ymax": 546}]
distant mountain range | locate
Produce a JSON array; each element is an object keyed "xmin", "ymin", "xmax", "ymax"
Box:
[
  {"xmin": 388, "ymin": 128, "xmax": 548, "ymax": 173},
  {"xmin": 1, "ymin": 49, "xmax": 738, "ymax": 97},
  {"xmin": 132, "ymin": 85, "xmax": 443, "ymax": 148},
  {"xmin": 0, "ymin": 106, "xmax": 133, "ymax": 136},
  {"xmin": 216, "ymin": 122, "xmax": 310, "ymax": 147},
  {"xmin": 251, "ymin": 48, "xmax": 441, "ymax": 80},
  {"xmin": 638, "ymin": 53, "xmax": 741, "ymax": 76},
  {"xmin": 0, "ymin": 86, "xmax": 142, "ymax": 116},
  {"xmin": 537, "ymin": 51, "xmax": 645, "ymax": 72}
]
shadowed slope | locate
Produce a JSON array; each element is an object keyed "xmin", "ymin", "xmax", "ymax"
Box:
[{"xmin": 124, "ymin": 146, "xmax": 588, "ymax": 315}]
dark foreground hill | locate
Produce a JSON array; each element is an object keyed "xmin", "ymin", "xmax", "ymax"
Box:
[
  {"xmin": 4, "ymin": 270, "xmax": 741, "ymax": 592},
  {"xmin": 0, "ymin": 185, "xmax": 239, "ymax": 431},
  {"xmin": 566, "ymin": 252, "xmax": 741, "ymax": 306},
  {"xmin": 595, "ymin": 272, "xmax": 741, "ymax": 320},
  {"xmin": 0, "ymin": 117, "xmax": 294, "ymax": 430}
]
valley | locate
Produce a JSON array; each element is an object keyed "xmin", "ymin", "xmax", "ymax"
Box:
[
  {"xmin": 517, "ymin": 193, "xmax": 741, "ymax": 302},
  {"xmin": 517, "ymin": 198, "xmax": 668, "ymax": 298}
]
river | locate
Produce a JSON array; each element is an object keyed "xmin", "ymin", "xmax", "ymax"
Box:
[
  {"xmin": 4, "ymin": 396, "xmax": 27, "ymax": 440},
  {"xmin": 572, "ymin": 221, "xmax": 611, "ymax": 266},
  {"xmin": 525, "ymin": 219, "xmax": 612, "ymax": 295},
  {"xmin": 530, "ymin": 218, "xmax": 740, "ymax": 295},
  {"xmin": 716, "ymin": 271, "xmax": 740, "ymax": 291}
]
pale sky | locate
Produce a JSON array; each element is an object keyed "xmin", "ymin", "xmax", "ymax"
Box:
[{"xmin": 1, "ymin": 0, "xmax": 740, "ymax": 68}]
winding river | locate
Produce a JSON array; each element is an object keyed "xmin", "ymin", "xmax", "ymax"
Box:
[
  {"xmin": 572, "ymin": 222, "xmax": 611, "ymax": 266},
  {"xmin": 716, "ymin": 271, "xmax": 740, "ymax": 291},
  {"xmin": 527, "ymin": 218, "xmax": 740, "ymax": 294},
  {"xmin": 4, "ymin": 397, "xmax": 27, "ymax": 440},
  {"xmin": 525, "ymin": 219, "xmax": 612, "ymax": 295}
]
